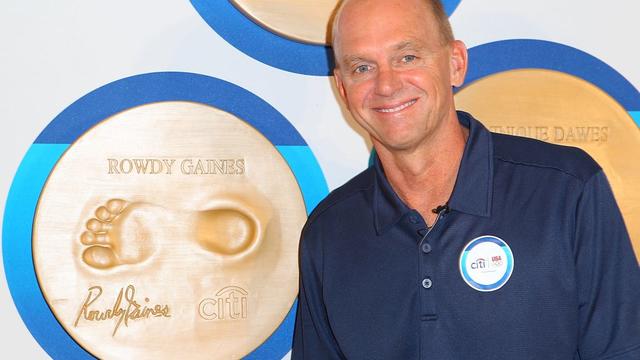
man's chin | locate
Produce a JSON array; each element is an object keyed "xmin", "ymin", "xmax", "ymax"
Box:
[{"xmin": 373, "ymin": 137, "xmax": 420, "ymax": 154}]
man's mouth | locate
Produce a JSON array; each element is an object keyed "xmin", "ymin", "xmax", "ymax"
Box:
[{"xmin": 375, "ymin": 99, "xmax": 417, "ymax": 113}]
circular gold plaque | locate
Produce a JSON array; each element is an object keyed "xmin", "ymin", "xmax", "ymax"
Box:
[
  {"xmin": 231, "ymin": 0, "xmax": 338, "ymax": 45},
  {"xmin": 33, "ymin": 101, "xmax": 307, "ymax": 359},
  {"xmin": 455, "ymin": 69, "xmax": 640, "ymax": 260}
]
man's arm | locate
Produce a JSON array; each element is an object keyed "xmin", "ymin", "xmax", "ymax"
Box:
[
  {"xmin": 292, "ymin": 223, "xmax": 345, "ymax": 360},
  {"xmin": 574, "ymin": 170, "xmax": 640, "ymax": 359}
]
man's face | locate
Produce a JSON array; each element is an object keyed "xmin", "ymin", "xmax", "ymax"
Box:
[{"xmin": 333, "ymin": 0, "xmax": 467, "ymax": 152}]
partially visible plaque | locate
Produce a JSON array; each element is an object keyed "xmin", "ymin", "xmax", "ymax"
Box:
[
  {"xmin": 455, "ymin": 69, "xmax": 640, "ymax": 260},
  {"xmin": 230, "ymin": 0, "xmax": 338, "ymax": 45},
  {"xmin": 32, "ymin": 101, "xmax": 307, "ymax": 359}
]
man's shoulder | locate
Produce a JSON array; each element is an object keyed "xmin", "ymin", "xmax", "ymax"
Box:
[
  {"xmin": 491, "ymin": 132, "xmax": 601, "ymax": 182},
  {"xmin": 305, "ymin": 166, "xmax": 374, "ymax": 226}
]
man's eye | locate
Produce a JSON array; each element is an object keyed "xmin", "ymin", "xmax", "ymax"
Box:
[
  {"xmin": 354, "ymin": 65, "xmax": 371, "ymax": 74},
  {"xmin": 402, "ymin": 55, "xmax": 417, "ymax": 63}
]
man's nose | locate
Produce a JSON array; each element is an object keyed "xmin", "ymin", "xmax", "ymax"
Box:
[{"xmin": 374, "ymin": 66, "xmax": 402, "ymax": 96}]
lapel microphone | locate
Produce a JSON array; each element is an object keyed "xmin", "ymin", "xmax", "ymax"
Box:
[{"xmin": 431, "ymin": 202, "xmax": 450, "ymax": 215}]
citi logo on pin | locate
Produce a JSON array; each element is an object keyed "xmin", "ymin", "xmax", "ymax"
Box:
[
  {"xmin": 460, "ymin": 236, "xmax": 514, "ymax": 292},
  {"xmin": 470, "ymin": 255, "xmax": 503, "ymax": 271}
]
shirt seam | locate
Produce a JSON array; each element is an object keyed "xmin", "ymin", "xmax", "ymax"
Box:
[
  {"xmin": 583, "ymin": 342, "xmax": 640, "ymax": 360},
  {"xmin": 494, "ymin": 156, "xmax": 597, "ymax": 183},
  {"xmin": 306, "ymin": 183, "xmax": 374, "ymax": 226},
  {"xmin": 571, "ymin": 168, "xmax": 603, "ymax": 255},
  {"xmin": 484, "ymin": 127, "xmax": 494, "ymax": 216},
  {"xmin": 571, "ymin": 167, "xmax": 597, "ymax": 320}
]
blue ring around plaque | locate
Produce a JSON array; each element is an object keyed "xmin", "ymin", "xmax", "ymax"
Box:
[
  {"xmin": 2, "ymin": 71, "xmax": 329, "ymax": 360},
  {"xmin": 189, "ymin": 0, "xmax": 462, "ymax": 76},
  {"xmin": 461, "ymin": 39, "xmax": 640, "ymax": 126}
]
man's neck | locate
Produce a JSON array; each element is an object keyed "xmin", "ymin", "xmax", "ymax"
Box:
[{"xmin": 375, "ymin": 116, "xmax": 468, "ymax": 226}]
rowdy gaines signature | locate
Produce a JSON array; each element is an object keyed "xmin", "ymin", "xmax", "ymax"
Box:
[{"xmin": 73, "ymin": 285, "xmax": 171, "ymax": 336}]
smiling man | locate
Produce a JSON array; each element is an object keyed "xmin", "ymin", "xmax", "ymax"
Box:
[{"xmin": 292, "ymin": 0, "xmax": 640, "ymax": 359}]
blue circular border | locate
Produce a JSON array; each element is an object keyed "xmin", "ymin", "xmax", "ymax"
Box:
[
  {"xmin": 2, "ymin": 72, "xmax": 328, "ymax": 359},
  {"xmin": 189, "ymin": 0, "xmax": 462, "ymax": 76},
  {"xmin": 459, "ymin": 39, "xmax": 640, "ymax": 126},
  {"xmin": 460, "ymin": 236, "xmax": 514, "ymax": 292}
]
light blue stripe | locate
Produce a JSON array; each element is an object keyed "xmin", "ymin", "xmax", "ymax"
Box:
[
  {"xmin": 245, "ymin": 146, "xmax": 326, "ymax": 358},
  {"xmin": 2, "ymin": 144, "xmax": 94, "ymax": 359},
  {"xmin": 243, "ymin": 146, "xmax": 326, "ymax": 358},
  {"xmin": 277, "ymin": 146, "xmax": 329, "ymax": 215},
  {"xmin": 630, "ymin": 111, "xmax": 640, "ymax": 128},
  {"xmin": 244, "ymin": 300, "xmax": 297, "ymax": 360}
]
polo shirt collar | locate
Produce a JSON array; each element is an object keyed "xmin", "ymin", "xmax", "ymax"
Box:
[{"xmin": 373, "ymin": 111, "xmax": 494, "ymax": 234}]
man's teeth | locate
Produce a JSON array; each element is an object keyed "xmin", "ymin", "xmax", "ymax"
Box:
[{"xmin": 377, "ymin": 99, "xmax": 416, "ymax": 113}]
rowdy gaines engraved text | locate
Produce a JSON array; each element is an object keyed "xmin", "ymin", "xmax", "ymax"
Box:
[
  {"xmin": 74, "ymin": 285, "xmax": 171, "ymax": 336},
  {"xmin": 108, "ymin": 158, "xmax": 245, "ymax": 175}
]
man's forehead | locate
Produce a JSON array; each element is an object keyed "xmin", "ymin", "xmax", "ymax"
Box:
[
  {"xmin": 335, "ymin": 20, "xmax": 432, "ymax": 58},
  {"xmin": 338, "ymin": 0, "xmax": 427, "ymax": 12},
  {"xmin": 332, "ymin": 0, "xmax": 443, "ymax": 62},
  {"xmin": 334, "ymin": 0, "xmax": 434, "ymax": 41},
  {"xmin": 341, "ymin": 39, "xmax": 424, "ymax": 59},
  {"xmin": 338, "ymin": 0, "xmax": 428, "ymax": 22}
]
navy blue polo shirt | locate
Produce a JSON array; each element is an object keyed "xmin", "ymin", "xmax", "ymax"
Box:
[{"xmin": 292, "ymin": 112, "xmax": 640, "ymax": 359}]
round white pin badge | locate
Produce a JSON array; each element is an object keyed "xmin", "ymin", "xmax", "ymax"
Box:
[{"xmin": 459, "ymin": 235, "xmax": 514, "ymax": 292}]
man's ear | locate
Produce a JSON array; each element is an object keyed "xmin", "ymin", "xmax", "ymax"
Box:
[
  {"xmin": 334, "ymin": 68, "xmax": 349, "ymax": 106},
  {"xmin": 449, "ymin": 40, "xmax": 468, "ymax": 87}
]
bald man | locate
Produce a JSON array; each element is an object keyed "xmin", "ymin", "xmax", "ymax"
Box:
[{"xmin": 292, "ymin": 0, "xmax": 640, "ymax": 359}]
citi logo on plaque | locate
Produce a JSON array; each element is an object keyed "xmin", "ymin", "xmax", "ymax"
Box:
[{"xmin": 199, "ymin": 286, "xmax": 250, "ymax": 321}]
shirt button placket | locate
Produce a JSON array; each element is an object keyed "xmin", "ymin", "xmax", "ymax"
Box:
[
  {"xmin": 413, "ymin": 213, "xmax": 439, "ymax": 350},
  {"xmin": 420, "ymin": 238, "xmax": 433, "ymax": 289}
]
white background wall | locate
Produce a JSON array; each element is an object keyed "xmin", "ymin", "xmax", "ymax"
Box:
[{"xmin": 1, "ymin": 1, "xmax": 638, "ymax": 358}]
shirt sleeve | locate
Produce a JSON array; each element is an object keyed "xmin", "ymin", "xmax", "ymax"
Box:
[
  {"xmin": 574, "ymin": 170, "xmax": 640, "ymax": 360},
  {"xmin": 291, "ymin": 221, "xmax": 346, "ymax": 360}
]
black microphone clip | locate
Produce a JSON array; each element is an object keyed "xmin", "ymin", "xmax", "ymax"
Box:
[{"xmin": 431, "ymin": 202, "xmax": 450, "ymax": 215}]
